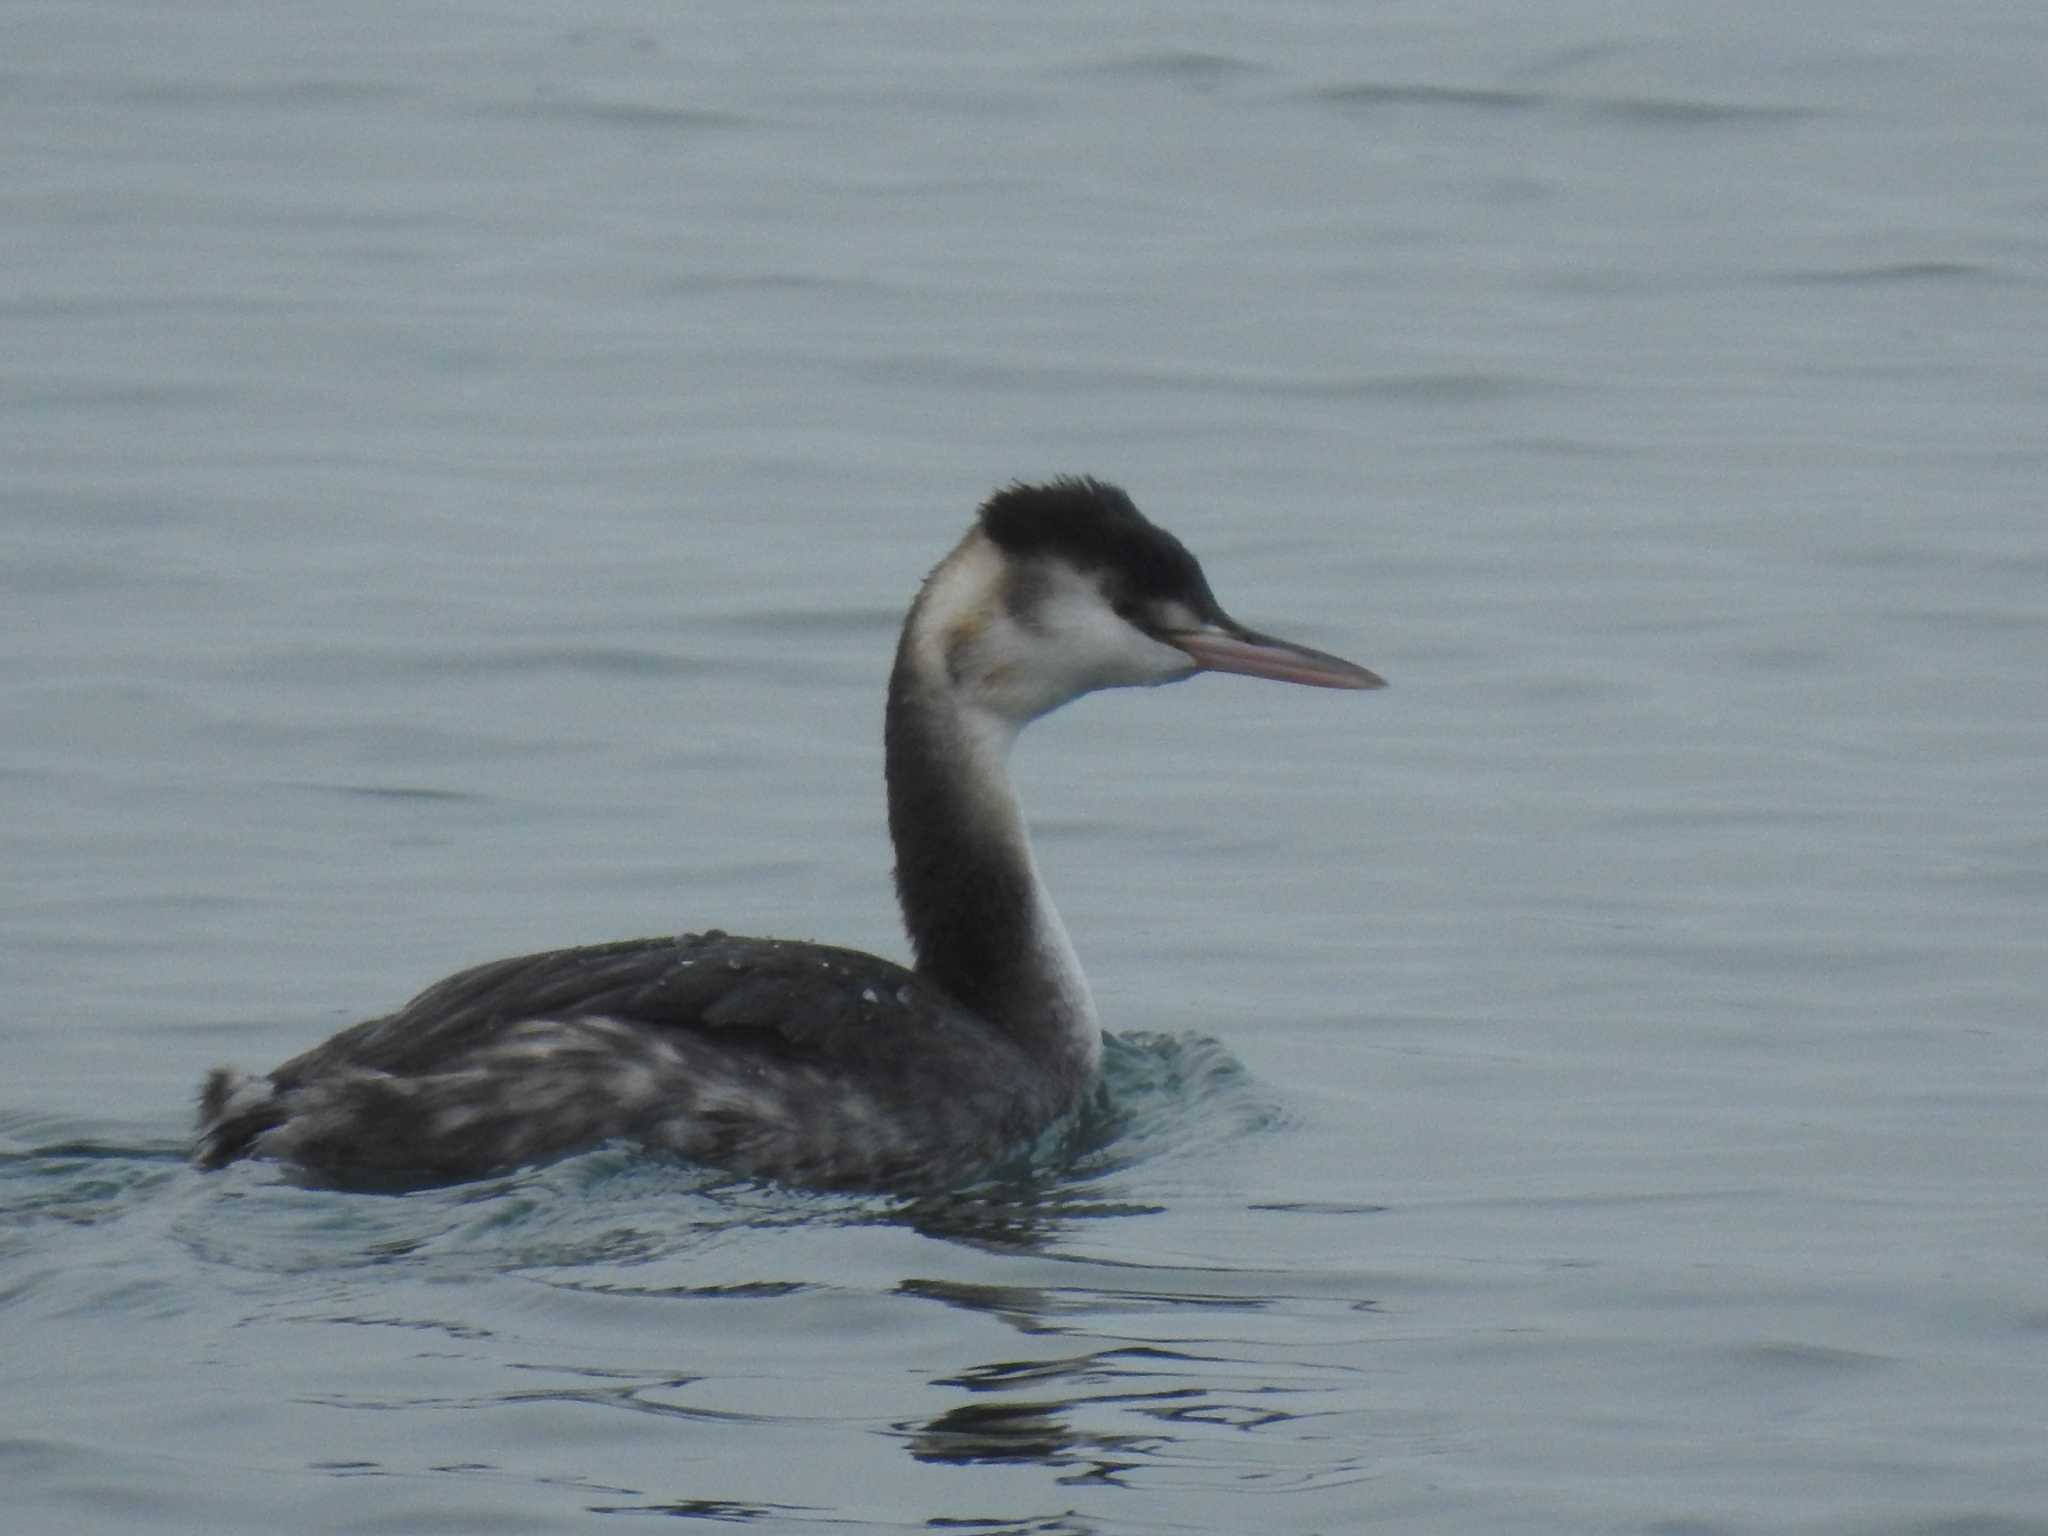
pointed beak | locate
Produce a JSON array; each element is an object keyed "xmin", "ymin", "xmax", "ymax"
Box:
[{"xmin": 1168, "ymin": 623, "xmax": 1385, "ymax": 690}]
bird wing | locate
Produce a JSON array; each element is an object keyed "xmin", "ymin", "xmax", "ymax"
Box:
[{"xmin": 266, "ymin": 930, "xmax": 964, "ymax": 1088}]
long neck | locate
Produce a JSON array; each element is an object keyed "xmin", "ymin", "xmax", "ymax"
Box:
[{"xmin": 885, "ymin": 634, "xmax": 1100, "ymax": 1084}]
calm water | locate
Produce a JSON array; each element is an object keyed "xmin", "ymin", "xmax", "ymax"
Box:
[{"xmin": 5, "ymin": 3, "xmax": 2046, "ymax": 1531}]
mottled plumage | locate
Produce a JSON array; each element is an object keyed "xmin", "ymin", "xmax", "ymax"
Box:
[{"xmin": 197, "ymin": 932, "xmax": 1062, "ymax": 1186}]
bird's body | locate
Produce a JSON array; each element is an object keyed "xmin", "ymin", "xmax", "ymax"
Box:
[
  {"xmin": 194, "ymin": 478, "xmax": 1380, "ymax": 1188},
  {"xmin": 197, "ymin": 932, "xmax": 1065, "ymax": 1188}
]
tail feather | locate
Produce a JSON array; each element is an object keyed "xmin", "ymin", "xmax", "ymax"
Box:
[{"xmin": 192, "ymin": 1067, "xmax": 285, "ymax": 1168}]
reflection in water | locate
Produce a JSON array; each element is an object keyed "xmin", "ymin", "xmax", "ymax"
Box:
[
  {"xmin": 889, "ymin": 1188, "xmax": 1167, "ymax": 1253},
  {"xmin": 582, "ymin": 1496, "xmax": 822, "ymax": 1521},
  {"xmin": 895, "ymin": 1277, "xmax": 1374, "ymax": 1496},
  {"xmin": 900, "ymin": 1398, "xmax": 1151, "ymax": 1485}
]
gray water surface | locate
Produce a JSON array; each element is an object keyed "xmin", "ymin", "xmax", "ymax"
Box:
[{"xmin": 5, "ymin": 3, "xmax": 2047, "ymax": 1532}]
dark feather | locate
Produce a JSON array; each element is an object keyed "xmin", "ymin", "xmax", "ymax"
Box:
[{"xmin": 977, "ymin": 477, "xmax": 1225, "ymax": 620}]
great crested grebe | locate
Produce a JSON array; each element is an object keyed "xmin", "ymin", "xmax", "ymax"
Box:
[{"xmin": 194, "ymin": 478, "xmax": 1382, "ymax": 1188}]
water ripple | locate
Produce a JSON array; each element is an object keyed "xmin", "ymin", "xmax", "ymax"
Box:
[
  {"xmin": 1314, "ymin": 80, "xmax": 1816, "ymax": 127},
  {"xmin": 1083, "ymin": 51, "xmax": 1264, "ymax": 88},
  {"xmin": 1780, "ymin": 260, "xmax": 2000, "ymax": 287}
]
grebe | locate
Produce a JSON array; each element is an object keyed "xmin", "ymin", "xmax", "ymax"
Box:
[{"xmin": 194, "ymin": 478, "xmax": 1381, "ymax": 1188}]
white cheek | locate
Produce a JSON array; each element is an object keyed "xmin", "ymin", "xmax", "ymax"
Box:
[
  {"xmin": 1097, "ymin": 616, "xmax": 1198, "ymax": 687},
  {"xmin": 1032, "ymin": 586, "xmax": 1193, "ymax": 694},
  {"xmin": 939, "ymin": 555, "xmax": 1198, "ymax": 723}
]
